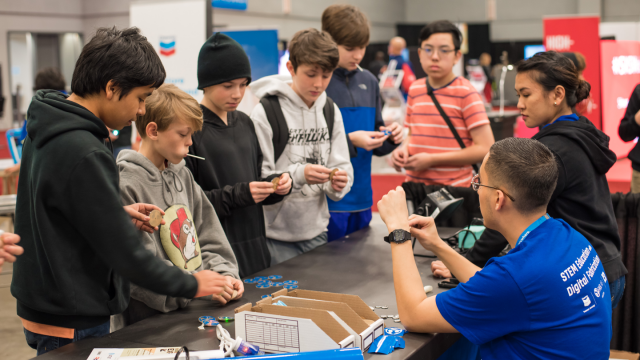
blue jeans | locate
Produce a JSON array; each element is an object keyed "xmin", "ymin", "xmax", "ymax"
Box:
[
  {"xmin": 24, "ymin": 321, "xmax": 110, "ymax": 356},
  {"xmin": 610, "ymin": 275, "xmax": 626, "ymax": 309},
  {"xmin": 327, "ymin": 209, "xmax": 373, "ymax": 242}
]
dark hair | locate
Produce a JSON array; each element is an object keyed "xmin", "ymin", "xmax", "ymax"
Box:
[
  {"xmin": 71, "ymin": 27, "xmax": 165, "ymax": 99},
  {"xmin": 515, "ymin": 51, "xmax": 590, "ymax": 108},
  {"xmin": 418, "ymin": 20, "xmax": 462, "ymax": 50},
  {"xmin": 485, "ymin": 138, "xmax": 558, "ymax": 214},
  {"xmin": 34, "ymin": 67, "xmax": 66, "ymax": 91},
  {"xmin": 288, "ymin": 28, "xmax": 339, "ymax": 72},
  {"xmin": 321, "ymin": 4, "xmax": 370, "ymax": 48}
]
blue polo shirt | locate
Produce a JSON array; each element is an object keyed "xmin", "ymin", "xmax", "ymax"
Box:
[{"xmin": 436, "ymin": 217, "xmax": 612, "ymax": 359}]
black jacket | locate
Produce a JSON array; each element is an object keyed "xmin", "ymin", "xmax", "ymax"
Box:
[
  {"xmin": 466, "ymin": 116, "xmax": 627, "ymax": 283},
  {"xmin": 618, "ymin": 84, "xmax": 640, "ymax": 170},
  {"xmin": 11, "ymin": 91, "xmax": 198, "ymax": 329},
  {"xmin": 186, "ymin": 106, "xmax": 288, "ymax": 278}
]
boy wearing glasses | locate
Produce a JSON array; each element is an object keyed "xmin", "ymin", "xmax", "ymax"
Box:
[{"xmin": 392, "ymin": 20, "xmax": 494, "ymax": 186}]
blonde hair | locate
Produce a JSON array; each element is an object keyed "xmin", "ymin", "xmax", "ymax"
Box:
[{"xmin": 136, "ymin": 83, "xmax": 203, "ymax": 138}]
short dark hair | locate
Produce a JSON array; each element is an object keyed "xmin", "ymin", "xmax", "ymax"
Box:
[
  {"xmin": 288, "ymin": 28, "xmax": 339, "ymax": 72},
  {"xmin": 321, "ymin": 4, "xmax": 370, "ymax": 48},
  {"xmin": 515, "ymin": 51, "xmax": 590, "ymax": 108},
  {"xmin": 418, "ymin": 20, "xmax": 462, "ymax": 50},
  {"xmin": 34, "ymin": 67, "xmax": 66, "ymax": 91},
  {"xmin": 71, "ymin": 27, "xmax": 165, "ymax": 99},
  {"xmin": 485, "ymin": 138, "xmax": 558, "ymax": 214}
]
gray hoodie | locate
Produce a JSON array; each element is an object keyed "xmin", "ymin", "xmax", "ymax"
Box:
[
  {"xmin": 116, "ymin": 150, "xmax": 239, "ymax": 313},
  {"xmin": 250, "ymin": 75, "xmax": 354, "ymax": 242}
]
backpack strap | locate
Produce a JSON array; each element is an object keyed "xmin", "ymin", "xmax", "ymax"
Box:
[
  {"xmin": 323, "ymin": 96, "xmax": 335, "ymax": 141},
  {"xmin": 260, "ymin": 95, "xmax": 289, "ymax": 163}
]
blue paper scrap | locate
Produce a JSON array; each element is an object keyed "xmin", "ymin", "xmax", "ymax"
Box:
[
  {"xmin": 273, "ymin": 300, "xmax": 288, "ymax": 306},
  {"xmin": 368, "ymin": 335, "xmax": 405, "ymax": 354}
]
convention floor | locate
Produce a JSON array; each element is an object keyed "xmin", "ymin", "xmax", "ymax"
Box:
[{"xmin": 0, "ymin": 214, "xmax": 387, "ymax": 360}]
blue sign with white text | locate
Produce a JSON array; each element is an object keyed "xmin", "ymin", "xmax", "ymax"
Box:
[{"xmin": 213, "ymin": 0, "xmax": 247, "ymax": 11}]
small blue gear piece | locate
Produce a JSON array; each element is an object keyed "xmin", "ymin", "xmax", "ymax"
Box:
[
  {"xmin": 256, "ymin": 283, "xmax": 271, "ymax": 289},
  {"xmin": 257, "ymin": 281, "xmax": 271, "ymax": 287},
  {"xmin": 284, "ymin": 284, "xmax": 298, "ymax": 290},
  {"xmin": 384, "ymin": 327, "xmax": 407, "ymax": 336},
  {"xmin": 254, "ymin": 276, "xmax": 269, "ymax": 282},
  {"xmin": 198, "ymin": 316, "xmax": 219, "ymax": 327},
  {"xmin": 243, "ymin": 278, "xmax": 256, "ymax": 284},
  {"xmin": 268, "ymin": 275, "xmax": 282, "ymax": 280},
  {"xmin": 261, "ymin": 295, "xmax": 271, "ymax": 299},
  {"xmin": 382, "ymin": 130, "xmax": 392, "ymax": 136},
  {"xmin": 283, "ymin": 280, "xmax": 298, "ymax": 285},
  {"xmin": 271, "ymin": 282, "xmax": 284, "ymax": 287}
]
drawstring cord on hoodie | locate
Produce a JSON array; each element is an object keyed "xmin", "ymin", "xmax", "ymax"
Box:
[
  {"xmin": 160, "ymin": 169, "xmax": 185, "ymax": 207},
  {"xmin": 106, "ymin": 136, "xmax": 114, "ymax": 154}
]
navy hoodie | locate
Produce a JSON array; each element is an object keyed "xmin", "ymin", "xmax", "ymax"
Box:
[
  {"xmin": 466, "ymin": 116, "xmax": 627, "ymax": 283},
  {"xmin": 11, "ymin": 90, "xmax": 197, "ymax": 329},
  {"xmin": 325, "ymin": 67, "xmax": 398, "ymax": 212}
]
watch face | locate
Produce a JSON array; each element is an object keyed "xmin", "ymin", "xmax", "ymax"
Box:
[{"xmin": 393, "ymin": 230, "xmax": 404, "ymax": 240}]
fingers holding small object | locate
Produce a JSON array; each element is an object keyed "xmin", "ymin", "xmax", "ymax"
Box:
[
  {"xmin": 149, "ymin": 210, "xmax": 163, "ymax": 227},
  {"xmin": 271, "ymin": 177, "xmax": 280, "ymax": 191},
  {"xmin": 329, "ymin": 168, "xmax": 339, "ymax": 182}
]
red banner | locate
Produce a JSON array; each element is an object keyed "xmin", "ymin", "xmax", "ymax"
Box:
[
  {"xmin": 543, "ymin": 16, "xmax": 601, "ymax": 129},
  {"xmin": 600, "ymin": 40, "xmax": 640, "ymax": 158}
]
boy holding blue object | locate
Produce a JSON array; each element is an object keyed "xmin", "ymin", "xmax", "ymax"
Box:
[
  {"xmin": 321, "ymin": 4, "xmax": 403, "ymax": 241},
  {"xmin": 378, "ymin": 137, "xmax": 611, "ymax": 359}
]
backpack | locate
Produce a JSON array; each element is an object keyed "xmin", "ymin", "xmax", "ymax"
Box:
[{"xmin": 259, "ymin": 95, "xmax": 335, "ymax": 163}]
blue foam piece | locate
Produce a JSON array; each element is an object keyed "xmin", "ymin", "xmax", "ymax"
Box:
[
  {"xmin": 256, "ymin": 283, "xmax": 271, "ymax": 289},
  {"xmin": 271, "ymin": 282, "xmax": 284, "ymax": 287},
  {"xmin": 254, "ymin": 276, "xmax": 268, "ymax": 281},
  {"xmin": 268, "ymin": 275, "xmax": 282, "ymax": 280},
  {"xmin": 382, "ymin": 130, "xmax": 392, "ymax": 136},
  {"xmin": 261, "ymin": 295, "xmax": 270, "ymax": 299},
  {"xmin": 284, "ymin": 284, "xmax": 298, "ymax": 290},
  {"xmin": 283, "ymin": 280, "xmax": 298, "ymax": 285}
]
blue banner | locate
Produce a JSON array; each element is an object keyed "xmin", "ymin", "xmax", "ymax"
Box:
[
  {"xmin": 213, "ymin": 0, "xmax": 247, "ymax": 11},
  {"xmin": 222, "ymin": 30, "xmax": 279, "ymax": 81}
]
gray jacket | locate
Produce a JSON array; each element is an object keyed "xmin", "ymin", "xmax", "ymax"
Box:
[{"xmin": 116, "ymin": 150, "xmax": 239, "ymax": 313}]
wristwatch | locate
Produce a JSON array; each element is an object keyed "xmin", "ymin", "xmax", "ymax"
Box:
[{"xmin": 384, "ymin": 229, "xmax": 412, "ymax": 244}]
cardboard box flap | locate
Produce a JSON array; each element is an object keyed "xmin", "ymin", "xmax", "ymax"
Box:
[
  {"xmin": 272, "ymin": 296, "xmax": 369, "ymax": 333},
  {"xmin": 281, "ymin": 289, "xmax": 379, "ymax": 321},
  {"xmin": 255, "ymin": 304, "xmax": 352, "ymax": 345},
  {"xmin": 235, "ymin": 303, "xmax": 252, "ymax": 314}
]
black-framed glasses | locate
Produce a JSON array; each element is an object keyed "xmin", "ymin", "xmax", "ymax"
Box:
[{"xmin": 471, "ymin": 174, "xmax": 516, "ymax": 202}]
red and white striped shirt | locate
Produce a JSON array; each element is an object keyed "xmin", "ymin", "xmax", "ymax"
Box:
[{"xmin": 404, "ymin": 77, "xmax": 490, "ymax": 186}]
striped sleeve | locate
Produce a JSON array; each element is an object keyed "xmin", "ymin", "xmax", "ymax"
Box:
[{"xmin": 461, "ymin": 90, "xmax": 490, "ymax": 130}]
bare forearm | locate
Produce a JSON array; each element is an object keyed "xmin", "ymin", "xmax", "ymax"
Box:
[
  {"xmin": 429, "ymin": 144, "xmax": 489, "ymax": 167},
  {"xmin": 391, "ymin": 240, "xmax": 428, "ymax": 324},
  {"xmin": 432, "ymin": 242, "xmax": 481, "ymax": 283}
]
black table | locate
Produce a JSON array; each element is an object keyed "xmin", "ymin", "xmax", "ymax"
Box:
[{"xmin": 36, "ymin": 222, "xmax": 460, "ymax": 359}]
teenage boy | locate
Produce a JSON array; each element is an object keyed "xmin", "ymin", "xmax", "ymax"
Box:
[
  {"xmin": 378, "ymin": 138, "xmax": 611, "ymax": 359},
  {"xmin": 186, "ymin": 33, "xmax": 292, "ymax": 278},
  {"xmin": 321, "ymin": 4, "xmax": 403, "ymax": 241},
  {"xmin": 11, "ymin": 27, "xmax": 227, "ymax": 355},
  {"xmin": 250, "ymin": 28, "xmax": 353, "ymax": 265},
  {"xmin": 392, "ymin": 20, "xmax": 494, "ymax": 186},
  {"xmin": 116, "ymin": 84, "xmax": 242, "ymax": 327}
]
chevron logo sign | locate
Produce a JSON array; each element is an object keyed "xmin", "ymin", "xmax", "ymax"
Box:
[{"xmin": 159, "ymin": 36, "xmax": 176, "ymax": 56}]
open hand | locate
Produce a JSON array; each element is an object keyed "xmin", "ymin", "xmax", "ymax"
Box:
[{"xmin": 124, "ymin": 203, "xmax": 166, "ymax": 233}]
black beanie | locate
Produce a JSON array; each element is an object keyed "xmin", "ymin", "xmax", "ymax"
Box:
[{"xmin": 197, "ymin": 33, "xmax": 252, "ymax": 90}]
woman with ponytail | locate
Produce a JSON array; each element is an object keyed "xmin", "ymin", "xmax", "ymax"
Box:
[{"xmin": 431, "ymin": 51, "xmax": 627, "ymax": 309}]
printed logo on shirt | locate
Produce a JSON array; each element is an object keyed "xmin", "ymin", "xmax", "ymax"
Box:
[
  {"xmin": 288, "ymin": 127, "xmax": 330, "ymax": 146},
  {"xmin": 359, "ymin": 84, "xmax": 367, "ymax": 90},
  {"xmin": 582, "ymin": 296, "xmax": 591, "ymax": 307},
  {"xmin": 286, "ymin": 127, "xmax": 331, "ymax": 167},
  {"xmin": 159, "ymin": 205, "xmax": 202, "ymax": 270}
]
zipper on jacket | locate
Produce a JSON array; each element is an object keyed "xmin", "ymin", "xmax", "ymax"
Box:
[{"xmin": 345, "ymin": 76, "xmax": 356, "ymax": 107}]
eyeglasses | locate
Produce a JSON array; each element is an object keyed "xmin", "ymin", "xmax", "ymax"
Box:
[
  {"xmin": 419, "ymin": 46, "xmax": 456, "ymax": 57},
  {"xmin": 471, "ymin": 174, "xmax": 516, "ymax": 202}
]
